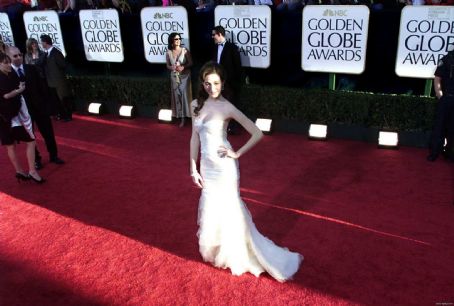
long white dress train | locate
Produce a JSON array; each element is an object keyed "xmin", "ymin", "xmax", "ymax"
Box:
[{"xmin": 195, "ymin": 118, "xmax": 303, "ymax": 282}]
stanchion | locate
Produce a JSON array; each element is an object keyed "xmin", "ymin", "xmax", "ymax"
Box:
[
  {"xmin": 329, "ymin": 73, "xmax": 336, "ymax": 90},
  {"xmin": 424, "ymin": 79, "xmax": 433, "ymax": 97}
]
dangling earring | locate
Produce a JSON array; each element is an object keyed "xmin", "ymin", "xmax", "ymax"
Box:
[{"xmin": 222, "ymin": 84, "xmax": 224, "ymax": 90}]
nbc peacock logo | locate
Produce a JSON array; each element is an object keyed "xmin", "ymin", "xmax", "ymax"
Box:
[
  {"xmin": 322, "ymin": 9, "xmax": 347, "ymax": 17},
  {"xmin": 153, "ymin": 12, "xmax": 174, "ymax": 19},
  {"xmin": 33, "ymin": 16, "xmax": 48, "ymax": 22}
]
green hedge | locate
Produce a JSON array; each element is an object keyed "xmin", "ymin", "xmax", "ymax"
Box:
[
  {"xmin": 69, "ymin": 75, "xmax": 437, "ymax": 132},
  {"xmin": 69, "ymin": 75, "xmax": 171, "ymax": 109}
]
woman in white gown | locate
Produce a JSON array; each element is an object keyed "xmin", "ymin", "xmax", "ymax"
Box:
[{"xmin": 190, "ymin": 62, "xmax": 302, "ymax": 282}]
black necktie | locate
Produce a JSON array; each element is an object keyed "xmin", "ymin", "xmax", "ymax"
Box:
[{"xmin": 17, "ymin": 67, "xmax": 25, "ymax": 81}]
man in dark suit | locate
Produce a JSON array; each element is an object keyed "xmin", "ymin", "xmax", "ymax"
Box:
[
  {"xmin": 211, "ymin": 25, "xmax": 243, "ymax": 133},
  {"xmin": 211, "ymin": 26, "xmax": 243, "ymax": 105},
  {"xmin": 40, "ymin": 34, "xmax": 72, "ymax": 122},
  {"xmin": 8, "ymin": 46, "xmax": 65, "ymax": 167},
  {"xmin": 428, "ymin": 50, "xmax": 454, "ymax": 162}
]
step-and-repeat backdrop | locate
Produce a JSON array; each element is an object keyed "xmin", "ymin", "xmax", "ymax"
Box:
[{"xmin": 0, "ymin": 6, "xmax": 451, "ymax": 76}]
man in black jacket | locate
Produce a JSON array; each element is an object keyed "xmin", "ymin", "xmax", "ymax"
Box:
[
  {"xmin": 8, "ymin": 46, "xmax": 64, "ymax": 167},
  {"xmin": 211, "ymin": 25, "xmax": 243, "ymax": 105},
  {"xmin": 428, "ymin": 50, "xmax": 454, "ymax": 162},
  {"xmin": 211, "ymin": 25, "xmax": 243, "ymax": 133},
  {"xmin": 40, "ymin": 34, "xmax": 72, "ymax": 122}
]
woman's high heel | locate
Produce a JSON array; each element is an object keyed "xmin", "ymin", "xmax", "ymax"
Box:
[
  {"xmin": 28, "ymin": 173, "xmax": 45, "ymax": 184},
  {"xmin": 15, "ymin": 172, "xmax": 30, "ymax": 183}
]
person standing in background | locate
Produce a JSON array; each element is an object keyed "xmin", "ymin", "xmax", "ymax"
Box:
[
  {"xmin": 428, "ymin": 50, "xmax": 454, "ymax": 162},
  {"xmin": 8, "ymin": 46, "xmax": 65, "ymax": 168},
  {"xmin": 0, "ymin": 52, "xmax": 45, "ymax": 183},
  {"xmin": 211, "ymin": 25, "xmax": 243, "ymax": 134},
  {"xmin": 166, "ymin": 32, "xmax": 193, "ymax": 128},
  {"xmin": 24, "ymin": 38, "xmax": 46, "ymax": 78},
  {"xmin": 40, "ymin": 34, "xmax": 73, "ymax": 122}
]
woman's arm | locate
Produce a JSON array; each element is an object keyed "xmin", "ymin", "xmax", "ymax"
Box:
[
  {"xmin": 24, "ymin": 53, "xmax": 31, "ymax": 65},
  {"xmin": 166, "ymin": 52, "xmax": 174, "ymax": 71},
  {"xmin": 183, "ymin": 49, "xmax": 193, "ymax": 69},
  {"xmin": 218, "ymin": 104, "xmax": 263, "ymax": 159},
  {"xmin": 190, "ymin": 100, "xmax": 204, "ymax": 188},
  {"xmin": 2, "ymin": 82, "xmax": 25, "ymax": 100}
]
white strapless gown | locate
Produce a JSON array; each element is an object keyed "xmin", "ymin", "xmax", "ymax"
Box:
[{"xmin": 194, "ymin": 118, "xmax": 303, "ymax": 282}]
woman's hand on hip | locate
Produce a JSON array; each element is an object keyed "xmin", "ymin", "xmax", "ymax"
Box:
[
  {"xmin": 191, "ymin": 171, "xmax": 204, "ymax": 188},
  {"xmin": 218, "ymin": 146, "xmax": 239, "ymax": 159}
]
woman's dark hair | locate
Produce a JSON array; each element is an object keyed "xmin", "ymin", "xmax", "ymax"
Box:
[
  {"xmin": 0, "ymin": 52, "xmax": 11, "ymax": 63},
  {"xmin": 194, "ymin": 61, "xmax": 226, "ymax": 116},
  {"xmin": 167, "ymin": 32, "xmax": 180, "ymax": 50}
]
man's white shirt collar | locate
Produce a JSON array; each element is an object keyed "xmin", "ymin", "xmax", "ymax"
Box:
[
  {"xmin": 46, "ymin": 46, "xmax": 54, "ymax": 56},
  {"xmin": 11, "ymin": 64, "xmax": 24, "ymax": 73}
]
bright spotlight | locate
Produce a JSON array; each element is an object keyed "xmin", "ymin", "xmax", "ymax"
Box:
[
  {"xmin": 158, "ymin": 109, "xmax": 173, "ymax": 122},
  {"xmin": 88, "ymin": 102, "xmax": 103, "ymax": 115},
  {"xmin": 119, "ymin": 105, "xmax": 135, "ymax": 118},
  {"xmin": 378, "ymin": 131, "xmax": 398, "ymax": 148},
  {"xmin": 255, "ymin": 118, "xmax": 272, "ymax": 134},
  {"xmin": 308, "ymin": 124, "xmax": 327, "ymax": 140}
]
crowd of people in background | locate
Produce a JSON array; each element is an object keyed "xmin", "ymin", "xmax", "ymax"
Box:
[
  {"xmin": 0, "ymin": 34, "xmax": 67, "ymax": 184},
  {"xmin": 1, "ymin": 0, "xmax": 452, "ymax": 19}
]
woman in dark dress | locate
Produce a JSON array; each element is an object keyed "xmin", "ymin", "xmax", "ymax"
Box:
[{"xmin": 0, "ymin": 52, "xmax": 44, "ymax": 183}]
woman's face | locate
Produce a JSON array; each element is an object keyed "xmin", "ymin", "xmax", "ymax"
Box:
[
  {"xmin": 173, "ymin": 36, "xmax": 181, "ymax": 48},
  {"xmin": 203, "ymin": 72, "xmax": 223, "ymax": 99},
  {"xmin": 0, "ymin": 59, "xmax": 12, "ymax": 74},
  {"xmin": 32, "ymin": 41, "xmax": 38, "ymax": 50}
]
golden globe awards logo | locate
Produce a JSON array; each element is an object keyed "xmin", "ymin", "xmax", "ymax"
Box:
[
  {"xmin": 79, "ymin": 10, "xmax": 123, "ymax": 62},
  {"xmin": 27, "ymin": 15, "xmax": 61, "ymax": 45},
  {"xmin": 400, "ymin": 19, "xmax": 454, "ymax": 65},
  {"xmin": 305, "ymin": 10, "xmax": 363, "ymax": 62},
  {"xmin": 144, "ymin": 15, "xmax": 183, "ymax": 56},
  {"xmin": 395, "ymin": 7, "xmax": 454, "ymax": 78},
  {"xmin": 302, "ymin": 5, "xmax": 369, "ymax": 74},
  {"xmin": 82, "ymin": 19, "xmax": 121, "ymax": 53},
  {"xmin": 219, "ymin": 17, "xmax": 268, "ymax": 57},
  {"xmin": 140, "ymin": 7, "xmax": 189, "ymax": 63}
]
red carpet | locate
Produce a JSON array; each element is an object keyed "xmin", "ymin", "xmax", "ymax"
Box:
[{"xmin": 1, "ymin": 115, "xmax": 453, "ymax": 305}]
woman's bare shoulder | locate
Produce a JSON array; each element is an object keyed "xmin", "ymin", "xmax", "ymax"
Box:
[{"xmin": 220, "ymin": 98, "xmax": 237, "ymax": 110}]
